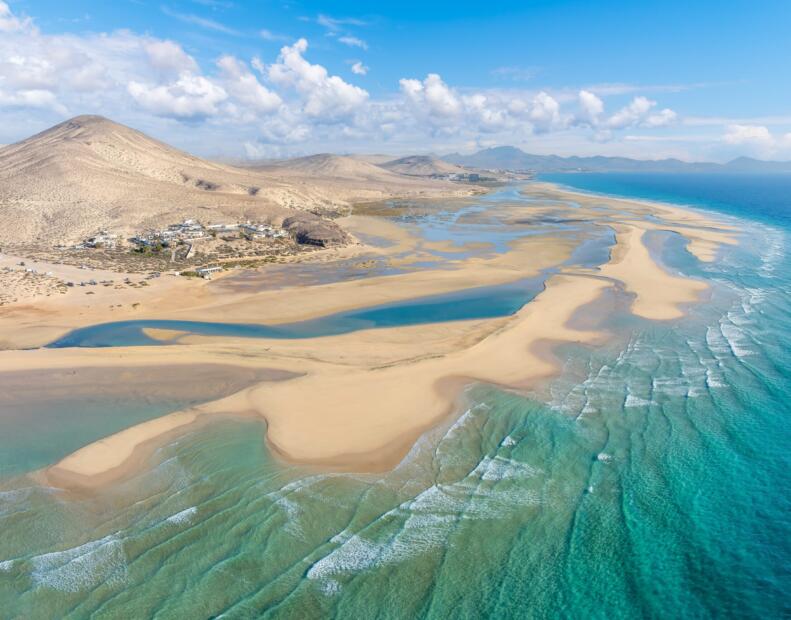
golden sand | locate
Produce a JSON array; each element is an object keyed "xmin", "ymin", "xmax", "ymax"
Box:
[
  {"xmin": 600, "ymin": 224, "xmax": 709, "ymax": 320},
  {"xmin": 0, "ymin": 182, "xmax": 741, "ymax": 488}
]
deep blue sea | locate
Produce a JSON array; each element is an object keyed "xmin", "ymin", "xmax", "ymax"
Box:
[
  {"xmin": 539, "ymin": 171, "xmax": 791, "ymax": 228},
  {"xmin": 1, "ymin": 175, "xmax": 790, "ymax": 618}
]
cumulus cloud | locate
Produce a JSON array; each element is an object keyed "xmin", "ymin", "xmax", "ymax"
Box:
[
  {"xmin": 0, "ymin": 0, "xmax": 30, "ymax": 32},
  {"xmin": 268, "ymin": 38, "xmax": 368, "ymax": 119},
  {"xmin": 578, "ymin": 90, "xmax": 604, "ymax": 124},
  {"xmin": 144, "ymin": 40, "xmax": 198, "ymax": 76},
  {"xmin": 0, "ymin": 1, "xmax": 692, "ymax": 154},
  {"xmin": 400, "ymin": 73, "xmax": 462, "ymax": 121},
  {"xmin": 217, "ymin": 55, "xmax": 281, "ymax": 114},
  {"xmin": 400, "ymin": 76, "xmax": 571, "ymax": 135},
  {"xmin": 128, "ymin": 73, "xmax": 227, "ymax": 119},
  {"xmin": 723, "ymin": 124, "xmax": 773, "ymax": 146},
  {"xmin": 0, "ymin": 88, "xmax": 66, "ymax": 114},
  {"xmin": 719, "ymin": 124, "xmax": 791, "ymax": 158},
  {"xmin": 528, "ymin": 91, "xmax": 564, "ymax": 132},
  {"xmin": 606, "ymin": 96, "xmax": 676, "ymax": 129},
  {"xmin": 351, "ymin": 61, "xmax": 368, "ymax": 76}
]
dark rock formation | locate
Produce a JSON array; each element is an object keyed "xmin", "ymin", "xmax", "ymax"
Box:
[{"xmin": 282, "ymin": 213, "xmax": 349, "ymax": 247}]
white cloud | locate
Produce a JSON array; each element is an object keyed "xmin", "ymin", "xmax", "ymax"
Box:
[
  {"xmin": 722, "ymin": 124, "xmax": 773, "ymax": 146},
  {"xmin": 268, "ymin": 38, "xmax": 368, "ymax": 119},
  {"xmin": 251, "ymin": 56, "xmax": 265, "ymax": 74},
  {"xmin": 0, "ymin": 1, "xmax": 701, "ymax": 157},
  {"xmin": 128, "ymin": 73, "xmax": 227, "ymax": 119},
  {"xmin": 0, "ymin": 88, "xmax": 66, "ymax": 114},
  {"xmin": 605, "ymin": 96, "xmax": 676, "ymax": 129},
  {"xmin": 578, "ymin": 90, "xmax": 604, "ymax": 124},
  {"xmin": 606, "ymin": 96, "xmax": 654, "ymax": 129},
  {"xmin": 351, "ymin": 61, "xmax": 368, "ymax": 76},
  {"xmin": 400, "ymin": 73, "xmax": 462, "ymax": 122},
  {"xmin": 528, "ymin": 91, "xmax": 564, "ymax": 132},
  {"xmin": 0, "ymin": 0, "xmax": 30, "ymax": 32},
  {"xmin": 644, "ymin": 108, "xmax": 677, "ymax": 127},
  {"xmin": 338, "ymin": 35, "xmax": 368, "ymax": 50},
  {"xmin": 217, "ymin": 55, "xmax": 281, "ymax": 113},
  {"xmin": 144, "ymin": 40, "xmax": 198, "ymax": 76},
  {"xmin": 316, "ymin": 14, "xmax": 367, "ymax": 32}
]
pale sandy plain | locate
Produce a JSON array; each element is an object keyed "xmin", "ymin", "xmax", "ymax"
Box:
[{"xmin": 0, "ymin": 182, "xmax": 739, "ymax": 490}]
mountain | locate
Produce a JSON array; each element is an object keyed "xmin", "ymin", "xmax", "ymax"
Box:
[
  {"xmin": 252, "ymin": 153, "xmax": 407, "ymax": 181},
  {"xmin": 443, "ymin": 146, "xmax": 791, "ymax": 174},
  {"xmin": 378, "ymin": 155, "xmax": 467, "ymax": 177},
  {"xmin": 243, "ymin": 152, "xmax": 475, "ymax": 209},
  {"xmin": 720, "ymin": 156, "xmax": 791, "ymax": 173},
  {"xmin": 0, "ymin": 116, "xmax": 473, "ymax": 249},
  {"xmin": 0, "ymin": 115, "xmax": 303, "ymax": 247},
  {"xmin": 346, "ymin": 153, "xmax": 397, "ymax": 165}
]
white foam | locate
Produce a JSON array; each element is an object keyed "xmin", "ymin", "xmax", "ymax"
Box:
[
  {"xmin": 320, "ymin": 578, "xmax": 341, "ymax": 596},
  {"xmin": 31, "ymin": 534, "xmax": 127, "ymax": 593},
  {"xmin": 471, "ymin": 455, "xmax": 538, "ymax": 481},
  {"xmin": 0, "ymin": 559, "xmax": 13, "ymax": 572},
  {"xmin": 596, "ymin": 452, "xmax": 613, "ymax": 462},
  {"xmin": 705, "ymin": 368, "xmax": 725, "ymax": 389},
  {"xmin": 500, "ymin": 435, "xmax": 518, "ymax": 448},
  {"xmin": 624, "ymin": 394, "xmax": 652, "ymax": 408},
  {"xmin": 308, "ymin": 450, "xmax": 543, "ymax": 587},
  {"xmin": 0, "ymin": 486, "xmax": 55, "ymax": 516},
  {"xmin": 757, "ymin": 230, "xmax": 785, "ymax": 278},
  {"xmin": 719, "ymin": 321, "xmax": 755, "ymax": 357},
  {"xmin": 165, "ymin": 506, "xmax": 197, "ymax": 526}
]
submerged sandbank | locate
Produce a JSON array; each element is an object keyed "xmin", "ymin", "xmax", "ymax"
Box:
[{"xmin": 0, "ymin": 182, "xmax": 741, "ymax": 488}]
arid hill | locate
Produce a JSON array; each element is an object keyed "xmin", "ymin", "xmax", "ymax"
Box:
[
  {"xmin": 244, "ymin": 153, "xmax": 472, "ymax": 206},
  {"xmin": 0, "ymin": 116, "xmax": 478, "ymax": 249},
  {"xmin": 255, "ymin": 153, "xmax": 404, "ymax": 180},
  {"xmin": 379, "ymin": 155, "xmax": 468, "ymax": 177}
]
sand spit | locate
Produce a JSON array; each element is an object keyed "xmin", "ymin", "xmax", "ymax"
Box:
[
  {"xmin": 252, "ymin": 274, "xmax": 610, "ymax": 470},
  {"xmin": 0, "ymin": 182, "xmax": 740, "ymax": 489},
  {"xmin": 600, "ymin": 224, "xmax": 708, "ymax": 320}
]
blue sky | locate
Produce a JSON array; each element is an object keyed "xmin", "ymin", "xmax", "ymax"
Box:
[{"xmin": 2, "ymin": 0, "xmax": 790, "ymax": 160}]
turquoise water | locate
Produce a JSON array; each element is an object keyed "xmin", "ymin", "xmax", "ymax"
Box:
[
  {"xmin": 0, "ymin": 366, "xmax": 289, "ymax": 477},
  {"xmin": 2, "ymin": 178, "xmax": 791, "ymax": 617},
  {"xmin": 48, "ymin": 183, "xmax": 616, "ymax": 350},
  {"xmin": 47, "ymin": 275, "xmax": 547, "ymax": 348}
]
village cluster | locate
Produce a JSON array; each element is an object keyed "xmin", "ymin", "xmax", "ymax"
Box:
[{"xmin": 75, "ymin": 219, "xmax": 289, "ymax": 251}]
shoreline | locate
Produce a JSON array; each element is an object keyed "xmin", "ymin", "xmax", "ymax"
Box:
[
  {"xmin": 40, "ymin": 272, "xmax": 611, "ymax": 488},
  {"xmin": 0, "ymin": 182, "xmax": 742, "ymax": 491}
]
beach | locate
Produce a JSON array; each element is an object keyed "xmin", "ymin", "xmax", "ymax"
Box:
[
  {"xmin": 0, "ymin": 182, "xmax": 740, "ymax": 490},
  {"xmin": 4, "ymin": 175, "xmax": 791, "ymax": 620}
]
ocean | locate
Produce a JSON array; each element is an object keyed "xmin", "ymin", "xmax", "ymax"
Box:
[{"xmin": 1, "ymin": 174, "xmax": 790, "ymax": 618}]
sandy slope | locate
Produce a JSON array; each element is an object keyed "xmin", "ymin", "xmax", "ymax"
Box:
[
  {"xmin": 378, "ymin": 155, "xmax": 468, "ymax": 176},
  {"xmin": 0, "ymin": 116, "xmax": 480, "ymax": 248}
]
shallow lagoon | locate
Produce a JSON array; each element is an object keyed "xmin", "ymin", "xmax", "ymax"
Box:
[{"xmin": 2, "ymin": 179, "xmax": 790, "ymax": 618}]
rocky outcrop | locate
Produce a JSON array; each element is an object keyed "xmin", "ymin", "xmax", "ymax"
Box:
[{"xmin": 282, "ymin": 213, "xmax": 350, "ymax": 247}]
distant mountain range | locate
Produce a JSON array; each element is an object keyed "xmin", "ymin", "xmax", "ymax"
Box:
[{"xmin": 443, "ymin": 146, "xmax": 791, "ymax": 173}]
